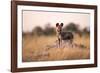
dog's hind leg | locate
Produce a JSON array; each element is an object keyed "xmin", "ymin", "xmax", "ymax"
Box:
[{"xmin": 70, "ymin": 39, "xmax": 73, "ymax": 47}]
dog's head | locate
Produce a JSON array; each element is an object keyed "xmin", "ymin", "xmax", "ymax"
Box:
[{"xmin": 56, "ymin": 23, "xmax": 63, "ymax": 33}]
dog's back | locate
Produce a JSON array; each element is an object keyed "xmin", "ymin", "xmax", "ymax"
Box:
[{"xmin": 61, "ymin": 31, "xmax": 73, "ymax": 41}]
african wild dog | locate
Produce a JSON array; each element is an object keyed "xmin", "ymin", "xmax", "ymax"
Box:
[{"xmin": 56, "ymin": 23, "xmax": 74, "ymax": 47}]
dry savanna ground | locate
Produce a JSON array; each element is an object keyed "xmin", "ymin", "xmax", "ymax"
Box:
[{"xmin": 22, "ymin": 34, "xmax": 90, "ymax": 62}]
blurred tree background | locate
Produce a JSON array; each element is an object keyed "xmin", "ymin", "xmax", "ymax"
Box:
[{"xmin": 22, "ymin": 22, "xmax": 90, "ymax": 37}]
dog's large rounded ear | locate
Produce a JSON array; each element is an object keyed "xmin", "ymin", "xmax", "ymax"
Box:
[
  {"xmin": 60, "ymin": 23, "xmax": 63, "ymax": 27},
  {"xmin": 56, "ymin": 23, "xmax": 59, "ymax": 27}
]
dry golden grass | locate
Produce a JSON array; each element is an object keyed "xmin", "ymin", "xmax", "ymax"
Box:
[{"xmin": 22, "ymin": 34, "xmax": 90, "ymax": 62}]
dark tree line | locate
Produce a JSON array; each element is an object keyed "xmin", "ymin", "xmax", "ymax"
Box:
[
  {"xmin": 23, "ymin": 22, "xmax": 90, "ymax": 37},
  {"xmin": 63, "ymin": 23, "xmax": 90, "ymax": 36},
  {"xmin": 32, "ymin": 26, "xmax": 56, "ymax": 36}
]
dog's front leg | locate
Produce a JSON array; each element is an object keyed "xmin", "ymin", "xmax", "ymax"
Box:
[{"xmin": 58, "ymin": 38, "xmax": 60, "ymax": 48}]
